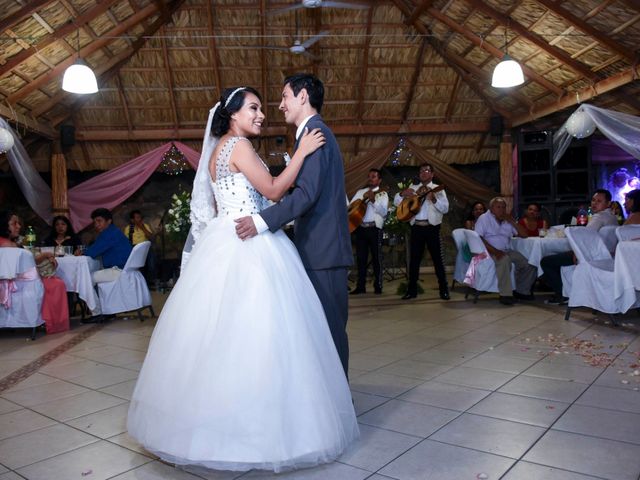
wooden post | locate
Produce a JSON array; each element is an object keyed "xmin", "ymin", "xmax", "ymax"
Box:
[
  {"xmin": 51, "ymin": 143, "xmax": 69, "ymax": 217},
  {"xmin": 499, "ymin": 132, "xmax": 514, "ymax": 212}
]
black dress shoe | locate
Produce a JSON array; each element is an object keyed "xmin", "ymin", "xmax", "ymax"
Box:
[
  {"xmin": 401, "ymin": 293, "xmax": 416, "ymax": 300},
  {"xmin": 350, "ymin": 288, "xmax": 366, "ymax": 295},
  {"xmin": 374, "ymin": 288, "xmax": 382, "ymax": 295},
  {"xmin": 513, "ymin": 291, "xmax": 534, "ymax": 301},
  {"xmin": 499, "ymin": 296, "xmax": 515, "ymax": 306},
  {"xmin": 439, "ymin": 290, "xmax": 450, "ymax": 300}
]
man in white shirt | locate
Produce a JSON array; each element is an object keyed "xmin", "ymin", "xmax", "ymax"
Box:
[
  {"xmin": 541, "ymin": 189, "xmax": 619, "ymax": 305},
  {"xmin": 349, "ymin": 168, "xmax": 389, "ymax": 294},
  {"xmin": 394, "ymin": 163, "xmax": 450, "ymax": 300},
  {"xmin": 475, "ymin": 197, "xmax": 537, "ymax": 306}
]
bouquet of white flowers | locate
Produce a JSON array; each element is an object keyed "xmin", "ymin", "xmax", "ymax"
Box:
[
  {"xmin": 384, "ymin": 179, "xmax": 413, "ymax": 236},
  {"xmin": 165, "ymin": 187, "xmax": 191, "ymax": 243}
]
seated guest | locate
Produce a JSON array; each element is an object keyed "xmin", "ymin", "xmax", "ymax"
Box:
[
  {"xmin": 610, "ymin": 201, "xmax": 625, "ymax": 225},
  {"xmin": 623, "ymin": 189, "xmax": 640, "ymax": 225},
  {"xmin": 518, "ymin": 202, "xmax": 549, "ymax": 237},
  {"xmin": 541, "ymin": 189, "xmax": 618, "ymax": 305},
  {"xmin": 42, "ymin": 215, "xmax": 82, "ymax": 248},
  {"xmin": 464, "ymin": 201, "xmax": 485, "ymax": 230},
  {"xmin": 122, "ymin": 210, "xmax": 158, "ymax": 286},
  {"xmin": 0, "ymin": 210, "xmax": 69, "ymax": 333},
  {"xmin": 78, "ymin": 208, "xmax": 132, "ymax": 284},
  {"xmin": 474, "ymin": 197, "xmax": 537, "ymax": 306}
]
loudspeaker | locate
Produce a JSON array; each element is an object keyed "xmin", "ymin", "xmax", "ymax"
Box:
[
  {"xmin": 490, "ymin": 115, "xmax": 503, "ymax": 136},
  {"xmin": 60, "ymin": 125, "xmax": 75, "ymax": 147}
]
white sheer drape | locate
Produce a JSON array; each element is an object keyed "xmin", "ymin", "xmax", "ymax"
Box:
[
  {"xmin": 553, "ymin": 104, "xmax": 640, "ymax": 164},
  {"xmin": 0, "ymin": 119, "xmax": 53, "ymax": 224}
]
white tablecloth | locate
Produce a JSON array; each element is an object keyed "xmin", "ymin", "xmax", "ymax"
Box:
[
  {"xmin": 56, "ymin": 256, "xmax": 102, "ymax": 314},
  {"xmin": 510, "ymin": 237, "xmax": 571, "ymax": 276},
  {"xmin": 614, "ymin": 241, "xmax": 640, "ymax": 312}
]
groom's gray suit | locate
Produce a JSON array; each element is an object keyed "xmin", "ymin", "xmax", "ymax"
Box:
[{"xmin": 259, "ymin": 114, "xmax": 352, "ymax": 376}]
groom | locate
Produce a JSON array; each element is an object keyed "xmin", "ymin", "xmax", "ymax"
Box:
[{"xmin": 235, "ymin": 73, "xmax": 353, "ymax": 377}]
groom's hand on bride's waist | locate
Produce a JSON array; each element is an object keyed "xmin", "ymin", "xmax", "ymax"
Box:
[{"xmin": 235, "ymin": 216, "xmax": 258, "ymax": 240}]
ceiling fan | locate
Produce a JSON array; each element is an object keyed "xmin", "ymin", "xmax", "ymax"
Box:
[
  {"xmin": 264, "ymin": 11, "xmax": 329, "ymax": 59},
  {"xmin": 268, "ymin": 0, "xmax": 370, "ymax": 16}
]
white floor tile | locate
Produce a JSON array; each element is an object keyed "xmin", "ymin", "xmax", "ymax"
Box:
[
  {"xmin": 430, "ymin": 413, "xmax": 546, "ymax": 459},
  {"xmin": 499, "ymin": 375, "xmax": 589, "ymax": 403},
  {"xmin": 0, "ymin": 423, "xmax": 98, "ymax": 469},
  {"xmin": 16, "ymin": 440, "xmax": 150, "ymax": 480},
  {"xmin": 552, "ymin": 404, "xmax": 640, "ymax": 444},
  {"xmin": 398, "ymin": 380, "xmax": 490, "ymax": 411},
  {"xmin": 0, "ymin": 398, "xmax": 22, "ymax": 415},
  {"xmin": 468, "ymin": 392, "xmax": 569, "ymax": 427},
  {"xmin": 523, "ymin": 430, "xmax": 640, "ymax": 480},
  {"xmin": 378, "ymin": 439, "xmax": 515, "ymax": 480},
  {"xmin": 576, "ymin": 384, "xmax": 640, "ymax": 414},
  {"xmin": 339, "ymin": 424, "xmax": 421, "ymax": 472},
  {"xmin": 433, "ymin": 366, "xmax": 515, "ymax": 390},
  {"xmin": 65, "ymin": 403, "xmax": 130, "ymax": 438},
  {"xmin": 358, "ymin": 399, "xmax": 458, "ymax": 438},
  {"xmin": 242, "ymin": 461, "xmax": 371, "ymax": 479},
  {"xmin": 350, "ymin": 372, "xmax": 424, "ymax": 398},
  {"xmin": 0, "ymin": 409, "xmax": 57, "ymax": 441},
  {"xmin": 29, "ymin": 390, "xmax": 127, "ymax": 422},
  {"xmin": 502, "ymin": 461, "xmax": 603, "ymax": 479},
  {"xmin": 1, "ymin": 380, "xmax": 89, "ymax": 407}
]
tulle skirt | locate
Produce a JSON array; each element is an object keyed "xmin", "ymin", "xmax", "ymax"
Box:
[{"xmin": 127, "ymin": 216, "xmax": 359, "ymax": 472}]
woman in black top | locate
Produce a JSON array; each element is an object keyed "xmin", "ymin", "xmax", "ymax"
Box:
[{"xmin": 42, "ymin": 215, "xmax": 82, "ymax": 247}]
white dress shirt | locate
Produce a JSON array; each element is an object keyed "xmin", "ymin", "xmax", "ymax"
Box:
[
  {"xmin": 349, "ymin": 187, "xmax": 389, "ymax": 229},
  {"xmin": 393, "ymin": 182, "xmax": 448, "ymax": 226}
]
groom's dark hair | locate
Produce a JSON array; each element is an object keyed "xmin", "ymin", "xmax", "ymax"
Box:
[{"xmin": 284, "ymin": 73, "xmax": 324, "ymax": 113}]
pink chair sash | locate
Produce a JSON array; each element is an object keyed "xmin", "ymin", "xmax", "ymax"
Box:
[
  {"xmin": 464, "ymin": 253, "xmax": 487, "ymax": 288},
  {"xmin": 0, "ymin": 266, "xmax": 38, "ymax": 309}
]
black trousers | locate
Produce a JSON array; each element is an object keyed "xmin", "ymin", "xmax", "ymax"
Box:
[
  {"xmin": 354, "ymin": 226, "xmax": 383, "ymax": 291},
  {"xmin": 407, "ymin": 224, "xmax": 447, "ymax": 295},
  {"xmin": 540, "ymin": 250, "xmax": 573, "ymax": 297}
]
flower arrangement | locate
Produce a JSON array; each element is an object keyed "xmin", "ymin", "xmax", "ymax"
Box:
[
  {"xmin": 384, "ymin": 178, "xmax": 413, "ymax": 236},
  {"xmin": 165, "ymin": 187, "xmax": 191, "ymax": 243}
]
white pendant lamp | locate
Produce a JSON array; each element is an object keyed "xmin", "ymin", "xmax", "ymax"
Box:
[
  {"xmin": 62, "ymin": 28, "xmax": 98, "ymax": 94},
  {"xmin": 491, "ymin": 26, "xmax": 524, "ymax": 88}
]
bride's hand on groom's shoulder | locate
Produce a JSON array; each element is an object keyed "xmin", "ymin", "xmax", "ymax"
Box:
[{"xmin": 298, "ymin": 128, "xmax": 325, "ymax": 157}]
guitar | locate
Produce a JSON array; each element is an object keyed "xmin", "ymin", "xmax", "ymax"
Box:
[
  {"xmin": 347, "ymin": 186, "xmax": 389, "ymax": 233},
  {"xmin": 396, "ymin": 184, "xmax": 446, "ymax": 222}
]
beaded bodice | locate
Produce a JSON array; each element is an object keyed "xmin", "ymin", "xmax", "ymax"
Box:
[{"xmin": 211, "ymin": 137, "xmax": 269, "ymax": 217}]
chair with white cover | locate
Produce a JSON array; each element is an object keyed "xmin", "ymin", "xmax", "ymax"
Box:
[
  {"xmin": 451, "ymin": 228, "xmax": 470, "ymax": 290},
  {"xmin": 462, "ymin": 229, "xmax": 514, "ymax": 303},
  {"xmin": 0, "ymin": 247, "xmax": 44, "ymax": 339},
  {"xmin": 615, "ymin": 224, "xmax": 640, "ymax": 241},
  {"xmin": 598, "ymin": 225, "xmax": 619, "ymax": 255},
  {"xmin": 95, "ymin": 241, "xmax": 154, "ymax": 320},
  {"xmin": 563, "ymin": 227, "xmax": 639, "ymax": 323}
]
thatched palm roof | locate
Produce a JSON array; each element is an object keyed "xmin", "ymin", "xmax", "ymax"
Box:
[{"xmin": 1, "ymin": 0, "xmax": 639, "ymax": 172}]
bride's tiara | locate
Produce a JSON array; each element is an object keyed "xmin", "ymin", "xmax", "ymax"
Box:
[{"xmin": 224, "ymin": 87, "xmax": 246, "ymax": 108}]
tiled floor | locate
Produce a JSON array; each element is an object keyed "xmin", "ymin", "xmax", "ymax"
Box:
[{"xmin": 1, "ymin": 278, "xmax": 639, "ymax": 480}]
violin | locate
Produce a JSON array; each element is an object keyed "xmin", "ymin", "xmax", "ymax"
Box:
[
  {"xmin": 347, "ymin": 186, "xmax": 388, "ymax": 233},
  {"xmin": 396, "ymin": 184, "xmax": 446, "ymax": 222}
]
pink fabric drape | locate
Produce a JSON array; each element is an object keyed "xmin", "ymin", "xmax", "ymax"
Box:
[
  {"xmin": 68, "ymin": 142, "xmax": 201, "ymax": 231},
  {"xmin": 344, "ymin": 141, "xmax": 397, "ymax": 197}
]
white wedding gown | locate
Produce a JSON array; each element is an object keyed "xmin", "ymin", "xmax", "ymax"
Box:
[{"xmin": 127, "ymin": 137, "xmax": 359, "ymax": 472}]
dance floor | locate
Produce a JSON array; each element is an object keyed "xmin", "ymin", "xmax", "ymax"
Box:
[{"xmin": 1, "ymin": 277, "xmax": 639, "ymax": 480}]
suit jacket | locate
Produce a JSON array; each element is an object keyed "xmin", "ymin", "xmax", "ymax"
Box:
[{"xmin": 259, "ymin": 115, "xmax": 353, "ymax": 270}]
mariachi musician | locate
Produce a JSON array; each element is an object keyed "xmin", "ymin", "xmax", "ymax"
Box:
[
  {"xmin": 394, "ymin": 162, "xmax": 450, "ymax": 300},
  {"xmin": 349, "ymin": 168, "xmax": 389, "ymax": 295}
]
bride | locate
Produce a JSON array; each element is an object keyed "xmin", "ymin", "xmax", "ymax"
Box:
[{"xmin": 127, "ymin": 86, "xmax": 359, "ymax": 473}]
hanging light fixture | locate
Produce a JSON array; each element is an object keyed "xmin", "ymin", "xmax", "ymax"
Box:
[
  {"xmin": 62, "ymin": 26, "xmax": 98, "ymax": 94},
  {"xmin": 491, "ymin": 26, "xmax": 524, "ymax": 88}
]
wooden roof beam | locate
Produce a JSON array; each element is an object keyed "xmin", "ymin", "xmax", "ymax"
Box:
[
  {"xmin": 49, "ymin": 0, "xmax": 188, "ymax": 128},
  {"xmin": 465, "ymin": 0, "xmax": 599, "ymax": 82},
  {"xmin": 512, "ymin": 64, "xmax": 640, "ymax": 126},
  {"xmin": 425, "ymin": 7, "xmax": 562, "ymax": 96},
  {"xmin": 114, "ymin": 74, "xmax": 133, "ymax": 132},
  {"xmin": 401, "ymin": 37, "xmax": 429, "ymax": 122},
  {"xmin": 392, "ymin": 0, "xmax": 513, "ymax": 120},
  {"xmin": 261, "ymin": 0, "xmax": 268, "ymax": 130},
  {"xmin": 535, "ymin": 0, "xmax": 637, "ymax": 64},
  {"xmin": 75, "ymin": 121, "xmax": 491, "ymax": 141},
  {"xmin": 356, "ymin": 7, "xmax": 374, "ymax": 121},
  {"xmin": 7, "ymin": 3, "xmax": 159, "ymax": 105},
  {"xmin": 205, "ymin": 1, "xmax": 223, "ymax": 99},
  {"xmin": 0, "ymin": 104, "xmax": 56, "ymax": 138},
  {"xmin": 0, "ymin": 0, "xmax": 122, "ymax": 76},
  {"xmin": 159, "ymin": 27, "xmax": 180, "ymax": 129},
  {"xmin": 0, "ymin": 0, "xmax": 52, "ymax": 34},
  {"xmin": 405, "ymin": 0, "xmax": 436, "ymax": 25}
]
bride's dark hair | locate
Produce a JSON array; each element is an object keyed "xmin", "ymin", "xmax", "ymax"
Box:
[{"xmin": 210, "ymin": 87, "xmax": 262, "ymax": 137}]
